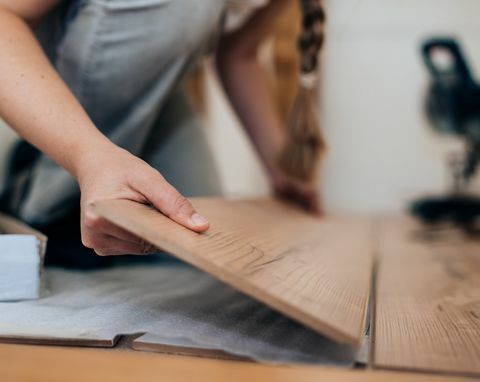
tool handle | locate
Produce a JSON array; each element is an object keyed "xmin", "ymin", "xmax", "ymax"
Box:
[{"xmin": 422, "ymin": 38, "xmax": 473, "ymax": 84}]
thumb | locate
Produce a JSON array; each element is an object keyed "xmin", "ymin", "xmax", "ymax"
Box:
[{"xmin": 134, "ymin": 171, "xmax": 209, "ymax": 232}]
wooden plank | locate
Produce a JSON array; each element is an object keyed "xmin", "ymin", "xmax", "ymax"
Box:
[
  {"xmin": 93, "ymin": 198, "xmax": 373, "ymax": 346},
  {"xmin": 0, "ymin": 335, "xmax": 116, "ymax": 348},
  {"xmin": 131, "ymin": 333, "xmax": 250, "ymax": 361},
  {"xmin": 374, "ymin": 216, "xmax": 480, "ymax": 376},
  {"xmin": 0, "ymin": 343, "xmax": 472, "ymax": 382}
]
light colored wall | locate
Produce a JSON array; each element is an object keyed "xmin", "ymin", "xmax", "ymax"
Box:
[
  {"xmin": 203, "ymin": 67, "xmax": 270, "ymax": 198},
  {"xmin": 320, "ymin": 0, "xmax": 480, "ymax": 213},
  {"xmin": 205, "ymin": 0, "xmax": 480, "ymax": 213}
]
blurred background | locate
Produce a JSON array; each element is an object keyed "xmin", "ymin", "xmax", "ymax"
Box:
[{"xmin": 1, "ymin": 0, "xmax": 479, "ymax": 215}]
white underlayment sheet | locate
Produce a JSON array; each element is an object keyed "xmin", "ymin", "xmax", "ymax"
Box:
[{"xmin": 0, "ymin": 260, "xmax": 358, "ymax": 365}]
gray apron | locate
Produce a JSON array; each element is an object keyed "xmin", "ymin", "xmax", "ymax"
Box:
[{"xmin": 7, "ymin": 0, "xmax": 225, "ymax": 226}]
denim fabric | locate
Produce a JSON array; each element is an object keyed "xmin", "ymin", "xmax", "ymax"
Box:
[{"xmin": 15, "ymin": 0, "xmax": 225, "ymax": 225}]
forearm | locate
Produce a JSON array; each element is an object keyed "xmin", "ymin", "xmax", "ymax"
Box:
[
  {"xmin": 0, "ymin": 2, "xmax": 212, "ymax": 252},
  {"xmin": 0, "ymin": 7, "xmax": 114, "ymax": 179},
  {"xmin": 216, "ymin": 0, "xmax": 291, "ymax": 176},
  {"xmin": 216, "ymin": 52, "xmax": 284, "ymax": 176}
]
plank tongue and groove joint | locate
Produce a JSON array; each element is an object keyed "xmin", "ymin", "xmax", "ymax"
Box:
[{"xmin": 92, "ymin": 198, "xmax": 373, "ymax": 346}]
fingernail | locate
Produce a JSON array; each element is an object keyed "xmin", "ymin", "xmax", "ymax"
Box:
[{"xmin": 190, "ymin": 213, "xmax": 208, "ymax": 227}]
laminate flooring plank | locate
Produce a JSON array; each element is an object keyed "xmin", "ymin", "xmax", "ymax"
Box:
[
  {"xmin": 93, "ymin": 198, "xmax": 373, "ymax": 346},
  {"xmin": 131, "ymin": 333, "xmax": 250, "ymax": 361},
  {"xmin": 0, "ymin": 336, "xmax": 116, "ymax": 348},
  {"xmin": 374, "ymin": 216, "xmax": 480, "ymax": 376},
  {"xmin": 1, "ymin": 343, "xmax": 473, "ymax": 382}
]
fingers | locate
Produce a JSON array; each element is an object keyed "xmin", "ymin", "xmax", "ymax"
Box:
[
  {"xmin": 82, "ymin": 209, "xmax": 158, "ymax": 256},
  {"xmin": 296, "ymin": 183, "xmax": 323, "ymax": 215},
  {"xmin": 84, "ymin": 231, "xmax": 158, "ymax": 256},
  {"xmin": 274, "ymin": 179, "xmax": 323, "ymax": 215},
  {"xmin": 293, "ymin": 189, "xmax": 322, "ymax": 215},
  {"xmin": 131, "ymin": 170, "xmax": 210, "ymax": 233},
  {"xmin": 304, "ymin": 191, "xmax": 323, "ymax": 215},
  {"xmin": 84, "ymin": 209, "xmax": 145, "ymax": 243},
  {"xmin": 78, "ymin": 150, "xmax": 208, "ymax": 257}
]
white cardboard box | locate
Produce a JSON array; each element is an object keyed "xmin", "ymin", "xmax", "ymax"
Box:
[{"xmin": 0, "ymin": 213, "xmax": 47, "ymax": 301}]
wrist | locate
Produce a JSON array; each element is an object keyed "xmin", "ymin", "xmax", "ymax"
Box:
[
  {"xmin": 70, "ymin": 134, "xmax": 121, "ymax": 183},
  {"xmin": 258, "ymin": 130, "xmax": 285, "ymax": 179}
]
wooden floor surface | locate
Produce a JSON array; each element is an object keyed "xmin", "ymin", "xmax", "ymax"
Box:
[
  {"xmin": 93, "ymin": 198, "xmax": 373, "ymax": 346},
  {"xmin": 374, "ymin": 217, "xmax": 480, "ymax": 376},
  {"xmin": 0, "ymin": 344, "xmax": 473, "ymax": 382}
]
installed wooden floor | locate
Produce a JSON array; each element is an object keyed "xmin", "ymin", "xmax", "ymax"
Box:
[
  {"xmin": 94, "ymin": 198, "xmax": 373, "ymax": 346},
  {"xmin": 374, "ymin": 217, "xmax": 480, "ymax": 376},
  {"xmin": 94, "ymin": 198, "xmax": 480, "ymax": 377},
  {"xmin": 0, "ymin": 344, "xmax": 472, "ymax": 382}
]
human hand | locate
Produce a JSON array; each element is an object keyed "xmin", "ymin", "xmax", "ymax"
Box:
[
  {"xmin": 270, "ymin": 168, "xmax": 322, "ymax": 215},
  {"xmin": 75, "ymin": 145, "xmax": 209, "ymax": 256}
]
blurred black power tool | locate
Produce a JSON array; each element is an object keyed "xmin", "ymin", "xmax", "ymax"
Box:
[{"xmin": 411, "ymin": 38, "xmax": 480, "ymax": 231}]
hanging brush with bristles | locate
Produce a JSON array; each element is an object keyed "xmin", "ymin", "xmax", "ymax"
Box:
[{"xmin": 277, "ymin": 0, "xmax": 326, "ymax": 183}]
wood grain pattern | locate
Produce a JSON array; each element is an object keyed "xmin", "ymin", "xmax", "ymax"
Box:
[
  {"xmin": 0, "ymin": 344, "xmax": 472, "ymax": 382},
  {"xmin": 93, "ymin": 198, "xmax": 373, "ymax": 346},
  {"xmin": 374, "ymin": 216, "xmax": 480, "ymax": 376}
]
